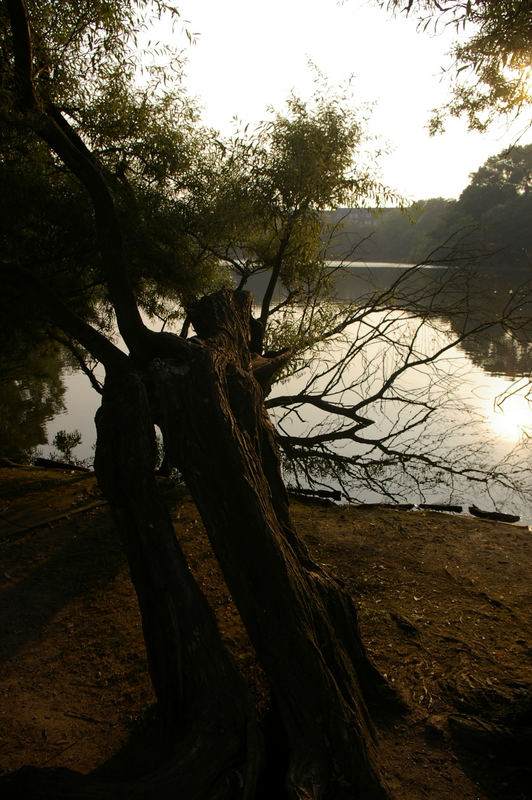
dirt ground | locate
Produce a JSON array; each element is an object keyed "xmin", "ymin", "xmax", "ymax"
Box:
[{"xmin": 0, "ymin": 465, "xmax": 531, "ymax": 799}]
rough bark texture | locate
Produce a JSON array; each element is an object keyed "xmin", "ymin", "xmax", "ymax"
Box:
[
  {"xmin": 92, "ymin": 367, "xmax": 263, "ymax": 798},
  {"xmin": 149, "ymin": 288, "xmax": 394, "ymax": 799},
  {"xmin": 1, "ymin": 367, "xmax": 263, "ymax": 799},
  {"xmin": 2, "ymin": 290, "xmax": 394, "ymax": 799}
]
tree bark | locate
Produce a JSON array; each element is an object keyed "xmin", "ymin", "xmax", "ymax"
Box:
[
  {"xmin": 92, "ymin": 366, "xmax": 263, "ymax": 798},
  {"xmin": 1, "ymin": 366, "xmax": 263, "ymax": 799},
  {"xmin": 150, "ymin": 288, "xmax": 395, "ymax": 799}
]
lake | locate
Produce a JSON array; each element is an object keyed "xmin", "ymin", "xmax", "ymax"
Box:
[{"xmin": 45, "ymin": 262, "xmax": 532, "ymax": 524}]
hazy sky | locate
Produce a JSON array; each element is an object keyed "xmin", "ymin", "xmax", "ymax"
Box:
[{"xmin": 165, "ymin": 0, "xmax": 528, "ymax": 202}]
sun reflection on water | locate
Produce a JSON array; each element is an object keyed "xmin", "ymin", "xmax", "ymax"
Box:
[{"xmin": 487, "ymin": 392, "xmax": 532, "ymax": 444}]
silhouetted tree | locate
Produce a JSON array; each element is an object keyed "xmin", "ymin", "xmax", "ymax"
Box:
[{"xmin": 0, "ymin": 2, "xmax": 400, "ymax": 797}]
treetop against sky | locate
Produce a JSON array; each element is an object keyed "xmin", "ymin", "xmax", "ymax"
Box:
[{"xmin": 153, "ymin": 0, "xmax": 532, "ymax": 202}]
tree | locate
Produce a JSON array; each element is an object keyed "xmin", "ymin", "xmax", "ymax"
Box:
[
  {"xmin": 181, "ymin": 87, "xmax": 398, "ymax": 334},
  {"xmin": 51, "ymin": 428, "xmax": 83, "ymax": 462},
  {"xmin": 181, "ymin": 108, "xmax": 532, "ymax": 512},
  {"xmin": 3, "ymin": 3, "xmax": 531, "ymax": 798},
  {"xmin": 380, "ymin": 0, "xmax": 532, "ymax": 131},
  {"xmin": 0, "ymin": 2, "xmax": 402, "ymax": 798},
  {"xmin": 413, "ymin": 144, "xmax": 532, "ymax": 268},
  {"xmin": 210, "ymin": 129, "xmax": 532, "ymax": 510}
]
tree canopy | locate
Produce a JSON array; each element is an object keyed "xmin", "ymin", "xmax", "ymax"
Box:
[{"xmin": 409, "ymin": 143, "xmax": 532, "ymax": 267}]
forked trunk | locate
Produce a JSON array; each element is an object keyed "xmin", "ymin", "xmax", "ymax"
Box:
[
  {"xmin": 2, "ymin": 289, "xmax": 395, "ymax": 799},
  {"xmin": 150, "ymin": 289, "xmax": 394, "ymax": 799},
  {"xmin": 92, "ymin": 367, "xmax": 263, "ymax": 799},
  {"xmin": 2, "ymin": 366, "xmax": 263, "ymax": 800}
]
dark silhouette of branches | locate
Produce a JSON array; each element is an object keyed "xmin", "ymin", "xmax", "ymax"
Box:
[{"xmin": 265, "ymin": 260, "xmax": 532, "ymax": 507}]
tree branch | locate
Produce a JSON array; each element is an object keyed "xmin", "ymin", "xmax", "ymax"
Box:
[
  {"xmin": 6, "ymin": 0, "xmax": 35, "ymax": 111},
  {"xmin": 5, "ymin": 0, "xmax": 153, "ymax": 361},
  {"xmin": 52, "ymin": 334, "xmax": 104, "ymax": 394},
  {"xmin": 4, "ymin": 262, "xmax": 128, "ymax": 370}
]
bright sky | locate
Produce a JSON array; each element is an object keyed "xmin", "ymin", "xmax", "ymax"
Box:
[{"xmin": 165, "ymin": 0, "xmax": 528, "ymax": 202}]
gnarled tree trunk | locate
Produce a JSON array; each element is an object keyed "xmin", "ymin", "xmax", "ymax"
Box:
[
  {"xmin": 149, "ymin": 288, "xmax": 395, "ymax": 799},
  {"xmin": 1, "ymin": 291, "xmax": 396, "ymax": 800},
  {"xmin": 92, "ymin": 366, "xmax": 263, "ymax": 799},
  {"xmin": 1, "ymin": 366, "xmax": 263, "ymax": 800}
]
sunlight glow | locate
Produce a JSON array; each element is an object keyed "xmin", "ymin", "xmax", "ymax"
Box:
[
  {"xmin": 487, "ymin": 393, "xmax": 532, "ymax": 443},
  {"xmin": 519, "ymin": 65, "xmax": 532, "ymax": 102}
]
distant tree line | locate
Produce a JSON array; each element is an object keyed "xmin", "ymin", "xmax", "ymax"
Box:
[{"xmin": 325, "ymin": 143, "xmax": 532, "ymax": 270}]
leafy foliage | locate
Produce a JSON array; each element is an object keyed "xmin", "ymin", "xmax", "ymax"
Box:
[
  {"xmin": 413, "ymin": 143, "xmax": 532, "ymax": 267},
  {"xmin": 0, "ymin": 0, "xmax": 223, "ymax": 324},
  {"xmin": 0, "ymin": 125, "xmax": 99, "ymax": 321},
  {"xmin": 380, "ymin": 1, "xmax": 532, "ymax": 130},
  {"xmin": 0, "ymin": 0, "xmax": 182, "ymax": 109},
  {"xmin": 51, "ymin": 428, "xmax": 83, "ymax": 462},
  {"xmin": 189, "ymin": 90, "xmax": 400, "ymax": 350}
]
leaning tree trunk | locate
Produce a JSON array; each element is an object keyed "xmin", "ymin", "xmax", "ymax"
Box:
[
  {"xmin": 1, "ymin": 367, "xmax": 264, "ymax": 800},
  {"xmin": 149, "ymin": 288, "xmax": 396, "ymax": 800},
  {"xmin": 91, "ymin": 367, "xmax": 263, "ymax": 799}
]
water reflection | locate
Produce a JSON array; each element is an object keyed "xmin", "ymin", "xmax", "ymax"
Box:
[
  {"xmin": 266, "ymin": 263, "xmax": 532, "ymax": 518},
  {"xmin": 35, "ymin": 262, "xmax": 532, "ymax": 519},
  {"xmin": 484, "ymin": 383, "xmax": 532, "ymax": 443},
  {"xmin": 331, "ymin": 261, "xmax": 532, "ymax": 377},
  {"xmin": 462, "ymin": 328, "xmax": 532, "ymax": 379},
  {"xmin": 0, "ymin": 346, "xmax": 65, "ymax": 461}
]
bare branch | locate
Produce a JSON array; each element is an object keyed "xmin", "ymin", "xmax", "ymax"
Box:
[{"xmin": 52, "ymin": 334, "xmax": 104, "ymax": 395}]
